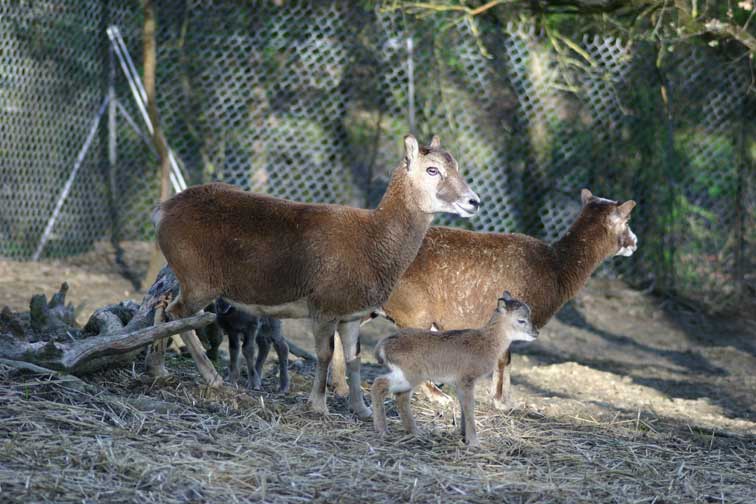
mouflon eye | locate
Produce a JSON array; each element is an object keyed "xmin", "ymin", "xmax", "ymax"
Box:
[
  {"xmin": 518, "ymin": 320, "xmax": 526, "ymax": 325},
  {"xmin": 426, "ymin": 166, "xmax": 439, "ymax": 176}
]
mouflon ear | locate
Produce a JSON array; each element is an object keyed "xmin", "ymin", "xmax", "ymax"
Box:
[
  {"xmin": 580, "ymin": 188, "xmax": 593, "ymax": 206},
  {"xmin": 429, "ymin": 135, "xmax": 441, "ymax": 149},
  {"xmin": 497, "ymin": 290, "xmax": 513, "ymax": 311},
  {"xmin": 404, "ymin": 134, "xmax": 419, "ymax": 171},
  {"xmin": 616, "ymin": 200, "xmax": 636, "ymax": 219},
  {"xmin": 216, "ymin": 298, "xmax": 234, "ymax": 315}
]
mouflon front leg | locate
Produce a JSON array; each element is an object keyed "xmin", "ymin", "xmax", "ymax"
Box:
[{"xmin": 338, "ymin": 319, "xmax": 371, "ymax": 418}]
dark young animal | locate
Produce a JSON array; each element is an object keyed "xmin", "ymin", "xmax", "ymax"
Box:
[{"xmin": 214, "ymin": 298, "xmax": 288, "ymax": 392}]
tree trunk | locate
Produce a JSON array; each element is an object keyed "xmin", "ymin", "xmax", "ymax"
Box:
[{"xmin": 143, "ymin": 0, "xmax": 173, "ymax": 287}]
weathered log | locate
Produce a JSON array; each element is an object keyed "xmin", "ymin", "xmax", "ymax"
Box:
[
  {"xmin": 0, "ymin": 266, "xmax": 313, "ymax": 383},
  {"xmin": 69, "ymin": 313, "xmax": 216, "ymax": 374},
  {"xmin": 0, "ymin": 310, "xmax": 215, "ymax": 374},
  {"xmin": 0, "ymin": 269, "xmax": 215, "ymax": 375}
]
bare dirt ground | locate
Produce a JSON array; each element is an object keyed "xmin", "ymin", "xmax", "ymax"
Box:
[{"xmin": 1, "ymin": 242, "xmax": 755, "ymax": 502}]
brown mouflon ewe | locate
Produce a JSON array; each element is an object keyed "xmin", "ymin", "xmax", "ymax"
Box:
[
  {"xmin": 371, "ymin": 291, "xmax": 538, "ymax": 447},
  {"xmin": 152, "ymin": 134, "xmax": 480, "ymax": 417},
  {"xmin": 371, "ymin": 189, "xmax": 637, "ymax": 409}
]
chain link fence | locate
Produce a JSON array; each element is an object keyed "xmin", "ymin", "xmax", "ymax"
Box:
[{"xmin": 1, "ymin": 1, "xmax": 753, "ymax": 313}]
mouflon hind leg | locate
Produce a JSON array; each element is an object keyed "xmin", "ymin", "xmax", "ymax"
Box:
[
  {"xmin": 309, "ymin": 319, "xmax": 338, "ymax": 414},
  {"xmin": 166, "ymin": 291, "xmax": 223, "ymax": 387},
  {"xmin": 268, "ymin": 321, "xmax": 289, "ymax": 393},
  {"xmin": 330, "ymin": 330, "xmax": 349, "ymax": 397},
  {"xmin": 371, "ymin": 375, "xmax": 391, "ymax": 434},
  {"xmin": 242, "ymin": 330, "xmax": 261, "ymax": 390},
  {"xmin": 396, "ymin": 390, "xmax": 417, "ymax": 435}
]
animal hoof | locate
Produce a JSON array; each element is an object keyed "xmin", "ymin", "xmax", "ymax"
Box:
[
  {"xmin": 278, "ymin": 383, "xmax": 290, "ymax": 394},
  {"xmin": 373, "ymin": 424, "xmax": 387, "ymax": 435},
  {"xmin": 146, "ymin": 365, "xmax": 170, "ymax": 379},
  {"xmin": 492, "ymin": 397, "xmax": 515, "ymax": 411},
  {"xmin": 465, "ymin": 438, "xmax": 481, "ymax": 448},
  {"xmin": 208, "ymin": 375, "xmax": 224, "ymax": 388},
  {"xmin": 333, "ymin": 384, "xmax": 350, "ymax": 398},
  {"xmin": 352, "ymin": 404, "xmax": 373, "ymax": 420},
  {"xmin": 308, "ymin": 395, "xmax": 329, "ymax": 415}
]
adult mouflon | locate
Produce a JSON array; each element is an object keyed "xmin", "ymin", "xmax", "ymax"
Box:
[
  {"xmin": 366, "ymin": 189, "xmax": 637, "ymax": 409},
  {"xmin": 151, "ymin": 134, "xmax": 480, "ymax": 417}
]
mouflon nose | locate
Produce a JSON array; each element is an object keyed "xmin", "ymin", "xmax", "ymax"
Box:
[{"xmin": 468, "ymin": 198, "xmax": 480, "ymax": 210}]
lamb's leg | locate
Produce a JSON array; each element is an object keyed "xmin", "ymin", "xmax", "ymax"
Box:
[
  {"xmin": 395, "ymin": 390, "xmax": 417, "ymax": 434},
  {"xmin": 371, "ymin": 376, "xmax": 390, "ymax": 434},
  {"xmin": 242, "ymin": 330, "xmax": 261, "ymax": 390},
  {"xmin": 458, "ymin": 386, "xmax": 466, "ymax": 439},
  {"xmin": 457, "ymin": 380, "xmax": 479, "ymax": 447},
  {"xmin": 198, "ymin": 322, "xmax": 223, "ymax": 362},
  {"xmin": 338, "ymin": 319, "xmax": 371, "ymax": 419},
  {"xmin": 419, "ymin": 381, "xmax": 454, "ymax": 406},
  {"xmin": 268, "ymin": 323, "xmax": 289, "ymax": 393},
  {"xmin": 167, "ymin": 293, "xmax": 223, "ymax": 387},
  {"xmin": 491, "ymin": 350, "xmax": 514, "ymax": 410},
  {"xmin": 254, "ymin": 331, "xmax": 271, "ymax": 379},
  {"xmin": 309, "ymin": 319, "xmax": 337, "ymax": 414},
  {"xmin": 228, "ymin": 330, "xmax": 241, "ymax": 383},
  {"xmin": 329, "ymin": 330, "xmax": 349, "ymax": 397}
]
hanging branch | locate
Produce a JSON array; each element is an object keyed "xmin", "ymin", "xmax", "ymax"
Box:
[{"xmin": 386, "ymin": 0, "xmax": 756, "ymax": 56}]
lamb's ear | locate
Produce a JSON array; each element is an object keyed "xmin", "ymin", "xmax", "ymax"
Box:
[
  {"xmin": 502, "ymin": 290, "xmax": 513, "ymax": 302},
  {"xmin": 617, "ymin": 200, "xmax": 636, "ymax": 219},
  {"xmin": 497, "ymin": 298, "xmax": 507, "ymax": 311},
  {"xmin": 216, "ymin": 299, "xmax": 233, "ymax": 315},
  {"xmin": 429, "ymin": 135, "xmax": 441, "ymax": 149},
  {"xmin": 404, "ymin": 134, "xmax": 419, "ymax": 171},
  {"xmin": 581, "ymin": 188, "xmax": 593, "ymax": 206}
]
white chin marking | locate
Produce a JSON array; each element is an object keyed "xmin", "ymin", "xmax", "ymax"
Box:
[
  {"xmin": 616, "ymin": 230, "xmax": 638, "ymax": 257},
  {"xmin": 513, "ymin": 333, "xmax": 536, "ymax": 343},
  {"xmin": 452, "ymin": 202, "xmax": 476, "ymax": 218},
  {"xmin": 616, "ymin": 246, "xmax": 636, "ymax": 257}
]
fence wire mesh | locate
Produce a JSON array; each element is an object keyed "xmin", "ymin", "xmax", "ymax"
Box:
[{"xmin": 0, "ymin": 1, "xmax": 753, "ymax": 313}]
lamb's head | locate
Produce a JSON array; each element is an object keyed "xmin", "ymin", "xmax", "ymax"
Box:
[
  {"xmin": 215, "ymin": 298, "xmax": 263, "ymax": 334},
  {"xmin": 403, "ymin": 134, "xmax": 480, "ymax": 218},
  {"xmin": 579, "ymin": 189, "xmax": 638, "ymax": 257},
  {"xmin": 493, "ymin": 291, "xmax": 538, "ymax": 342}
]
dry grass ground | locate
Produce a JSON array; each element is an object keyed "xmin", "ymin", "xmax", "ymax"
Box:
[{"xmin": 1, "ymin": 244, "xmax": 755, "ymax": 503}]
